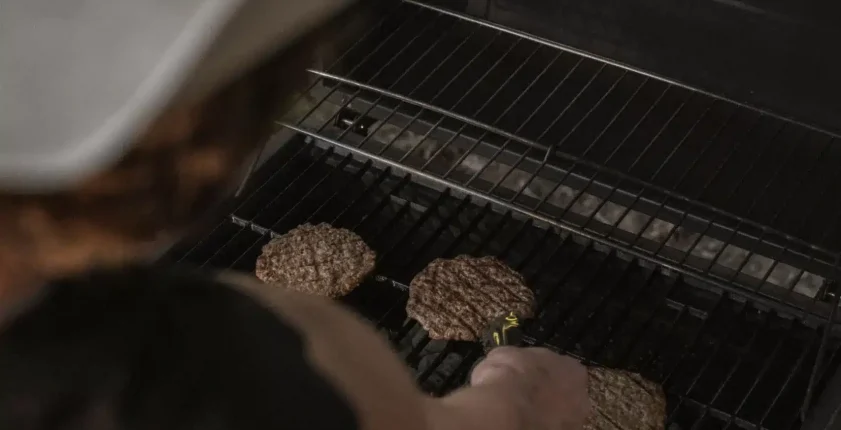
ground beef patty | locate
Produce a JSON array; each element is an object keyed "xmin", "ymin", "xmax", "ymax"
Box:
[
  {"xmin": 406, "ymin": 256, "xmax": 535, "ymax": 341},
  {"xmin": 585, "ymin": 367, "xmax": 667, "ymax": 430},
  {"xmin": 254, "ymin": 223, "xmax": 375, "ymax": 297}
]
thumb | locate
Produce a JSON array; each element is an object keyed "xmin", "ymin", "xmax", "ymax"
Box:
[{"xmin": 469, "ymin": 347, "xmax": 527, "ymax": 386}]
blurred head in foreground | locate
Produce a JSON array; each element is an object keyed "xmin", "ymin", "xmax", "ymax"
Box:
[
  {"xmin": 0, "ymin": 50, "xmax": 297, "ymax": 291},
  {"xmin": 0, "ymin": 2, "xmax": 373, "ymax": 429},
  {"xmin": 0, "ymin": 265, "xmax": 356, "ymax": 430},
  {"xmin": 0, "ymin": 0, "xmax": 373, "ymax": 307}
]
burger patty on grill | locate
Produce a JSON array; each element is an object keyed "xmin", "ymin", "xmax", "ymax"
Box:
[
  {"xmin": 255, "ymin": 223, "xmax": 375, "ymax": 298},
  {"xmin": 406, "ymin": 255, "xmax": 535, "ymax": 341},
  {"xmin": 585, "ymin": 367, "xmax": 667, "ymax": 430}
]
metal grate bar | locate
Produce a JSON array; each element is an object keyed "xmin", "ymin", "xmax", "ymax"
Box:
[
  {"xmin": 613, "ymin": 277, "xmax": 683, "ymax": 366},
  {"xmin": 375, "ymin": 37, "xmax": 527, "ymax": 167},
  {"xmin": 525, "ymin": 242, "xmax": 592, "ymax": 334},
  {"xmin": 363, "ymin": 192, "xmax": 454, "ymax": 327},
  {"xmin": 304, "ymin": 75, "xmax": 542, "ymax": 154},
  {"xmin": 401, "ymin": 0, "xmax": 841, "ymax": 141},
  {"xmin": 394, "ymin": 197, "xmax": 475, "ymax": 274},
  {"xmin": 286, "ymin": 3, "xmax": 427, "ymax": 129},
  {"xmin": 345, "ymin": 25, "xmax": 502, "ymax": 154},
  {"xmin": 510, "ymin": 225, "xmax": 557, "ymax": 272},
  {"xmin": 584, "ymin": 268, "xmax": 663, "ymax": 365},
  {"xmin": 682, "ymin": 312, "xmax": 770, "ymax": 430},
  {"xmin": 725, "ymin": 137, "xmax": 834, "ymax": 285},
  {"xmin": 702, "ymin": 130, "xmax": 812, "ymax": 269},
  {"xmin": 759, "ymin": 331, "xmax": 821, "ymax": 426},
  {"xmin": 555, "ymin": 257, "xmax": 642, "ymax": 351},
  {"xmin": 419, "ymin": 49, "xmax": 565, "ymax": 173},
  {"xmin": 228, "ymin": 155, "xmax": 369, "ymax": 271},
  {"xmin": 175, "ymin": 141, "xmax": 317, "ymax": 262},
  {"xmin": 346, "ymin": 179, "xmax": 411, "ymax": 231},
  {"xmin": 659, "ymin": 295, "xmax": 728, "ymax": 384},
  {"xmin": 197, "ymin": 147, "xmax": 338, "ymax": 267},
  {"xmin": 646, "ymin": 110, "xmax": 750, "ymax": 255},
  {"xmin": 438, "ymin": 203, "xmax": 495, "ymax": 259},
  {"xmin": 721, "ymin": 322, "xmax": 795, "ymax": 429},
  {"xmin": 239, "ymin": 144, "xmax": 338, "ymax": 222},
  {"xmin": 663, "ymin": 303, "xmax": 751, "ymax": 422},
  {"xmin": 542, "ymin": 71, "xmax": 629, "ymax": 162},
  {"xmin": 483, "ymin": 65, "xmax": 623, "ymax": 196},
  {"xmin": 599, "ymin": 97, "xmax": 716, "ymax": 241},
  {"xmin": 784, "ymin": 192, "xmax": 841, "ymax": 303},
  {"xmin": 764, "ymin": 196, "xmax": 841, "ymax": 304},
  {"xmin": 260, "ymin": 154, "xmax": 356, "ymax": 228},
  {"xmin": 536, "ymin": 250, "xmax": 626, "ymax": 345},
  {"xmin": 507, "ymin": 72, "xmax": 645, "ymax": 209},
  {"xmin": 442, "ymin": 55, "xmax": 585, "ymax": 183},
  {"xmin": 801, "ymin": 333, "xmax": 841, "ymax": 430},
  {"xmin": 332, "ymin": 166, "xmax": 396, "ymax": 224},
  {"xmin": 633, "ymin": 303, "xmax": 694, "ymax": 372},
  {"xmin": 667, "ymin": 117, "xmax": 774, "ymax": 263},
  {"xmin": 228, "ymin": 155, "xmax": 408, "ymax": 272},
  {"xmin": 803, "ymin": 291, "xmax": 841, "ymax": 418},
  {"xmin": 560, "ymin": 83, "xmax": 672, "ymax": 222},
  {"xmin": 297, "ymin": 15, "xmax": 458, "ymax": 147},
  {"xmin": 301, "ymin": 159, "xmax": 377, "ymax": 222},
  {"xmin": 396, "ymin": 49, "xmax": 546, "ymax": 166},
  {"xmin": 638, "ymin": 107, "xmax": 741, "ymax": 237},
  {"xmin": 642, "ymin": 101, "xmax": 722, "ymax": 181},
  {"xmin": 277, "ymin": 1, "xmax": 411, "ymax": 129},
  {"xmin": 470, "ymin": 67, "xmax": 607, "ymax": 197}
]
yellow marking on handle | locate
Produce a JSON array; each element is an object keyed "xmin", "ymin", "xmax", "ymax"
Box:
[{"xmin": 490, "ymin": 313, "xmax": 522, "ymax": 347}]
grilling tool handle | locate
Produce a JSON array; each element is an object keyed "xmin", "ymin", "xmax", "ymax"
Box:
[
  {"xmin": 484, "ymin": 312, "xmax": 525, "ymax": 349},
  {"xmin": 470, "ymin": 313, "xmax": 525, "ymax": 387}
]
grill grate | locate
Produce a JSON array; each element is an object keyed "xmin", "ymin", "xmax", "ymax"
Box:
[
  {"xmin": 162, "ymin": 1, "xmax": 841, "ymax": 428},
  {"xmin": 276, "ymin": 0, "xmax": 841, "ymax": 321},
  {"xmin": 163, "ymin": 140, "xmax": 841, "ymax": 430}
]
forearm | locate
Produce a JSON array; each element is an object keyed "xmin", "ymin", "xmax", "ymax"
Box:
[
  {"xmin": 220, "ymin": 271, "xmax": 430, "ymax": 430},
  {"xmin": 221, "ymin": 271, "xmax": 585, "ymax": 430}
]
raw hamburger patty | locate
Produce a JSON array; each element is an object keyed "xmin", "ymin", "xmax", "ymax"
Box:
[
  {"xmin": 254, "ymin": 223, "xmax": 375, "ymax": 297},
  {"xmin": 585, "ymin": 367, "xmax": 667, "ymax": 430},
  {"xmin": 406, "ymin": 255, "xmax": 535, "ymax": 341}
]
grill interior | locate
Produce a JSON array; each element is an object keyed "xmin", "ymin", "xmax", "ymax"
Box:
[
  {"xmin": 165, "ymin": 1, "xmax": 841, "ymax": 429},
  {"xmin": 282, "ymin": 0, "xmax": 841, "ymax": 317},
  {"xmin": 164, "ymin": 139, "xmax": 841, "ymax": 430}
]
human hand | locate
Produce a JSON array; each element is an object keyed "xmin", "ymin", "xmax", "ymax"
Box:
[{"xmin": 470, "ymin": 346, "xmax": 589, "ymax": 430}]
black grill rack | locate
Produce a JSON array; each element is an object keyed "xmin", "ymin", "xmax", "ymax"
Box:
[
  {"xmin": 163, "ymin": 139, "xmax": 841, "ymax": 430},
  {"xmin": 164, "ymin": 1, "xmax": 841, "ymax": 428},
  {"xmin": 278, "ymin": 0, "xmax": 841, "ymax": 322}
]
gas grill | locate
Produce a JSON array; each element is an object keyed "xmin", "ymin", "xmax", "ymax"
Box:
[{"xmin": 163, "ymin": 1, "xmax": 841, "ymax": 429}]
